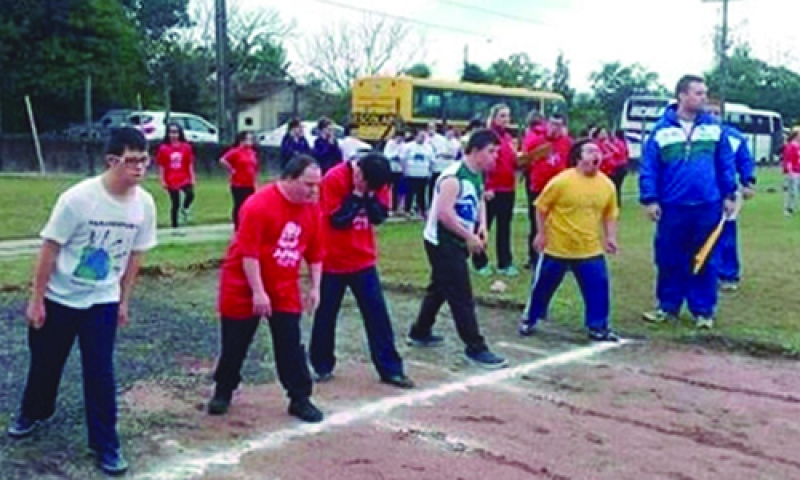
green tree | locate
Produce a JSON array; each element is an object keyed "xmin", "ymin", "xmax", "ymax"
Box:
[
  {"xmin": 551, "ymin": 52, "xmax": 575, "ymax": 106},
  {"xmin": 589, "ymin": 62, "xmax": 668, "ymax": 127},
  {"xmin": 121, "ymin": 0, "xmax": 192, "ymax": 41},
  {"xmin": 461, "ymin": 63, "xmax": 492, "ymax": 84},
  {"xmin": 403, "ymin": 63, "xmax": 432, "ymax": 79},
  {"xmin": 706, "ymin": 44, "xmax": 800, "ymax": 125},
  {"xmin": 487, "ymin": 53, "xmax": 551, "ymax": 89}
]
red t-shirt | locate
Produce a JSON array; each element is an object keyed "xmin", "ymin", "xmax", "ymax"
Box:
[
  {"xmin": 485, "ymin": 126, "xmax": 518, "ymax": 192},
  {"xmin": 218, "ymin": 184, "xmax": 324, "ymax": 318},
  {"xmin": 784, "ymin": 142, "xmax": 800, "ymax": 174},
  {"xmin": 613, "ymin": 137, "xmax": 629, "ymax": 167},
  {"xmin": 223, "ymin": 146, "xmax": 258, "ymax": 187},
  {"xmin": 527, "ymin": 134, "xmax": 573, "ymax": 193},
  {"xmin": 321, "ymin": 162, "xmax": 389, "ymax": 274},
  {"xmin": 597, "ymin": 138, "xmax": 619, "ymax": 177},
  {"xmin": 156, "ymin": 142, "xmax": 195, "ymax": 189}
]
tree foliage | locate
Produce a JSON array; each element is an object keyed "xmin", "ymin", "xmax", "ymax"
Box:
[
  {"xmin": 488, "ymin": 53, "xmax": 551, "ymax": 89},
  {"xmin": 589, "ymin": 62, "xmax": 668, "ymax": 127},
  {"xmin": 403, "ymin": 63, "xmax": 432, "ymax": 79},
  {"xmin": 551, "ymin": 52, "xmax": 575, "ymax": 106}
]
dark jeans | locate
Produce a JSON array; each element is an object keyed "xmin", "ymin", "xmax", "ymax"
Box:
[
  {"xmin": 19, "ymin": 299, "xmax": 120, "ymax": 453},
  {"xmin": 473, "ymin": 191, "xmax": 515, "ymax": 270},
  {"xmin": 391, "ymin": 172, "xmax": 405, "ymax": 212},
  {"xmin": 411, "ymin": 240, "xmax": 488, "ymax": 353},
  {"xmin": 609, "ymin": 166, "xmax": 628, "ymax": 207},
  {"xmin": 526, "ymin": 190, "xmax": 541, "ymax": 267},
  {"xmin": 310, "ymin": 267, "xmax": 404, "ymax": 379},
  {"xmin": 168, "ymin": 184, "xmax": 195, "ymax": 228},
  {"xmin": 213, "ymin": 312, "xmax": 312, "ymax": 401},
  {"xmin": 717, "ymin": 220, "xmax": 740, "ymax": 282},
  {"xmin": 230, "ymin": 186, "xmax": 255, "ymax": 231},
  {"xmin": 404, "ymin": 177, "xmax": 428, "ymax": 215}
]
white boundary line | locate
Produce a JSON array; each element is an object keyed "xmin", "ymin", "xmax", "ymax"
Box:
[{"xmin": 135, "ymin": 340, "xmax": 629, "ymax": 480}]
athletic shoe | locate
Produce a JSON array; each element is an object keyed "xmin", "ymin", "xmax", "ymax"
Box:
[
  {"xmin": 380, "ymin": 374, "xmax": 415, "ymax": 389},
  {"xmin": 696, "ymin": 317, "xmax": 715, "ymax": 330},
  {"xmin": 474, "ymin": 266, "xmax": 493, "ymax": 277},
  {"xmin": 97, "ymin": 449, "xmax": 129, "ymax": 476},
  {"xmin": 7, "ymin": 415, "xmax": 47, "ymax": 438},
  {"xmin": 406, "ymin": 332, "xmax": 444, "ymax": 347},
  {"xmin": 465, "ymin": 349, "xmax": 509, "ymax": 369},
  {"xmin": 588, "ymin": 329, "xmax": 621, "ymax": 342},
  {"xmin": 719, "ymin": 281, "xmax": 739, "ymax": 292},
  {"xmin": 314, "ymin": 372, "xmax": 334, "ymax": 383},
  {"xmin": 207, "ymin": 387, "xmax": 232, "ymax": 415},
  {"xmin": 497, "ymin": 265, "xmax": 520, "ymax": 277},
  {"xmin": 288, "ymin": 398, "xmax": 323, "ymax": 423},
  {"xmin": 642, "ymin": 309, "xmax": 677, "ymax": 324},
  {"xmin": 518, "ymin": 321, "xmax": 537, "ymax": 337}
]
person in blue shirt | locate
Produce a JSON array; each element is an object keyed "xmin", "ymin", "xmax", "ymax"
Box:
[
  {"xmin": 639, "ymin": 75, "xmax": 737, "ymax": 330},
  {"xmin": 705, "ymin": 100, "xmax": 757, "ymax": 292},
  {"xmin": 280, "ymin": 118, "xmax": 311, "ymax": 169}
]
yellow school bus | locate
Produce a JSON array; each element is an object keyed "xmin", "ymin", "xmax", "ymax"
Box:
[{"xmin": 351, "ymin": 76, "xmax": 567, "ymax": 143}]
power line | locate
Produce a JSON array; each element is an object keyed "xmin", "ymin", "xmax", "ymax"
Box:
[
  {"xmin": 435, "ymin": 0, "xmax": 548, "ymax": 26},
  {"xmin": 306, "ymin": 0, "xmax": 493, "ymax": 41}
]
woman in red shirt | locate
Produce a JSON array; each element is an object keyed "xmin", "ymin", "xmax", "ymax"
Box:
[
  {"xmin": 156, "ymin": 123, "xmax": 196, "ymax": 228},
  {"xmin": 220, "ymin": 131, "xmax": 259, "ymax": 230},
  {"xmin": 783, "ymin": 130, "xmax": 800, "ymax": 215},
  {"xmin": 473, "ymin": 104, "xmax": 519, "ymax": 276}
]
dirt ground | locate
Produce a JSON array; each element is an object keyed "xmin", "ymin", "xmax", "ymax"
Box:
[{"xmin": 1, "ymin": 272, "xmax": 799, "ymax": 480}]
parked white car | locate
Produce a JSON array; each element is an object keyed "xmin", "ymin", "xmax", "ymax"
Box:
[
  {"xmin": 127, "ymin": 111, "xmax": 219, "ymax": 144},
  {"xmin": 256, "ymin": 121, "xmax": 372, "ymax": 158}
]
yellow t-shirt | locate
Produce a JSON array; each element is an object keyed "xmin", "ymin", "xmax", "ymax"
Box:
[{"xmin": 535, "ymin": 168, "xmax": 619, "ymax": 259}]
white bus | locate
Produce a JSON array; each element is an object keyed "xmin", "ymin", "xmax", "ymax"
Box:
[
  {"xmin": 619, "ymin": 96, "xmax": 784, "ymax": 164},
  {"xmin": 619, "ymin": 95, "xmax": 671, "ymax": 160}
]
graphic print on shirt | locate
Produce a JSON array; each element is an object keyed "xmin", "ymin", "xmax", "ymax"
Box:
[
  {"xmin": 453, "ymin": 180, "xmax": 480, "ymax": 230},
  {"xmin": 273, "ymin": 221, "xmax": 302, "ymax": 267},
  {"xmin": 72, "ymin": 221, "xmax": 135, "ymax": 281},
  {"xmin": 353, "ymin": 209, "xmax": 370, "ymax": 230},
  {"xmin": 169, "ymin": 151, "xmax": 182, "ymax": 169}
]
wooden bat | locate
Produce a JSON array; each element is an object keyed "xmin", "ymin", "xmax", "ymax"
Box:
[{"xmin": 692, "ymin": 217, "xmax": 726, "ymax": 275}]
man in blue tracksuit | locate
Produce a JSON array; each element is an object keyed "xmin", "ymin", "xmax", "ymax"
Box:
[
  {"xmin": 639, "ymin": 75, "xmax": 737, "ymax": 330},
  {"xmin": 706, "ymin": 101, "xmax": 757, "ymax": 291}
]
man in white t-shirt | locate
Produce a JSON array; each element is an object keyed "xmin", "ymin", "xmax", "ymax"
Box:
[
  {"xmin": 426, "ymin": 121, "xmax": 454, "ymax": 204},
  {"xmin": 6, "ymin": 127, "xmax": 158, "ymax": 476}
]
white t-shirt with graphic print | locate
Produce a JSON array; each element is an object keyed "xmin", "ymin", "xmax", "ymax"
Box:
[{"xmin": 41, "ymin": 176, "xmax": 158, "ymax": 309}]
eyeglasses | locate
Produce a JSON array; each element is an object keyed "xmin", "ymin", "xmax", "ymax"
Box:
[{"xmin": 114, "ymin": 155, "xmax": 150, "ymax": 168}]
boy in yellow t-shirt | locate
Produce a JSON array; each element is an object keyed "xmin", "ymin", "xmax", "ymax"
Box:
[{"xmin": 520, "ymin": 138, "xmax": 621, "ymax": 342}]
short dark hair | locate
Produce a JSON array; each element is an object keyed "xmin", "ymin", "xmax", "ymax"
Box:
[
  {"xmin": 549, "ymin": 112, "xmax": 568, "ymax": 123},
  {"xmin": 358, "ymin": 152, "xmax": 392, "ymax": 190},
  {"xmin": 527, "ymin": 111, "xmax": 545, "ymax": 128},
  {"xmin": 465, "ymin": 128, "xmax": 499, "ymax": 154},
  {"xmin": 317, "ymin": 117, "xmax": 332, "ymax": 131},
  {"xmin": 281, "ymin": 154, "xmax": 318, "ymax": 180},
  {"xmin": 105, "ymin": 127, "xmax": 146, "ymax": 156},
  {"xmin": 568, "ymin": 138, "xmax": 595, "ymax": 167},
  {"xmin": 675, "ymin": 74, "xmax": 705, "ymax": 98},
  {"xmin": 288, "ymin": 118, "xmax": 302, "ymax": 130}
]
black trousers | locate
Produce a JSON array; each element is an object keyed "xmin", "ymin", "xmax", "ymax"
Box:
[
  {"xmin": 167, "ymin": 184, "xmax": 195, "ymax": 228},
  {"xmin": 404, "ymin": 177, "xmax": 428, "ymax": 214},
  {"xmin": 410, "ymin": 240, "xmax": 488, "ymax": 353},
  {"xmin": 472, "ymin": 191, "xmax": 515, "ymax": 270},
  {"xmin": 609, "ymin": 166, "xmax": 628, "ymax": 207},
  {"xmin": 526, "ymin": 190, "xmax": 541, "ymax": 267},
  {"xmin": 230, "ymin": 186, "xmax": 255, "ymax": 231},
  {"xmin": 213, "ymin": 312, "xmax": 313, "ymax": 401}
]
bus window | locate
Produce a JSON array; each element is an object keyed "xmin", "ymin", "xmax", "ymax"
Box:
[
  {"xmin": 413, "ymin": 87, "xmax": 443, "ymax": 119},
  {"xmin": 470, "ymin": 94, "xmax": 493, "ymax": 122},
  {"xmin": 443, "ymin": 90, "xmax": 472, "ymax": 122},
  {"xmin": 523, "ymin": 99, "xmax": 543, "ymax": 117},
  {"xmin": 772, "ymin": 116, "xmax": 783, "ymax": 133}
]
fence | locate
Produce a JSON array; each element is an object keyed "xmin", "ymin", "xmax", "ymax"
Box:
[{"xmin": 0, "ymin": 135, "xmax": 281, "ymax": 177}]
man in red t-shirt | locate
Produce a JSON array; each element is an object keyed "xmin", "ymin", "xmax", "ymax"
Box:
[
  {"xmin": 209, "ymin": 155, "xmax": 325, "ymax": 423},
  {"xmin": 524, "ymin": 113, "xmax": 573, "ymax": 268},
  {"xmin": 309, "ymin": 153, "xmax": 414, "ymax": 388}
]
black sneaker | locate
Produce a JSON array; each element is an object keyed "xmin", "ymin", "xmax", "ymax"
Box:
[
  {"xmin": 518, "ymin": 321, "xmax": 536, "ymax": 337},
  {"xmin": 588, "ymin": 329, "xmax": 621, "ymax": 342},
  {"xmin": 207, "ymin": 387, "xmax": 233, "ymax": 415},
  {"xmin": 380, "ymin": 374, "xmax": 415, "ymax": 389},
  {"xmin": 314, "ymin": 372, "xmax": 334, "ymax": 383},
  {"xmin": 407, "ymin": 332, "xmax": 444, "ymax": 347},
  {"xmin": 7, "ymin": 415, "xmax": 48, "ymax": 438},
  {"xmin": 288, "ymin": 398, "xmax": 324, "ymax": 423},
  {"xmin": 465, "ymin": 349, "xmax": 509, "ymax": 369},
  {"xmin": 98, "ymin": 449, "xmax": 129, "ymax": 476}
]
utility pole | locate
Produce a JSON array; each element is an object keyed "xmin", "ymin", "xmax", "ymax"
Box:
[
  {"xmin": 85, "ymin": 73, "xmax": 95, "ymax": 176},
  {"xmin": 215, "ymin": 0, "xmax": 229, "ymax": 144},
  {"xmin": 719, "ymin": 0, "xmax": 729, "ymax": 118}
]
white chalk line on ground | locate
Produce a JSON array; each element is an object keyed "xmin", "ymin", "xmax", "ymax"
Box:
[{"xmin": 134, "ymin": 340, "xmax": 630, "ymax": 480}]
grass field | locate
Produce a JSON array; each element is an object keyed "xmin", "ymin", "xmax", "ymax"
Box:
[{"xmin": 1, "ymin": 168, "xmax": 799, "ymax": 354}]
